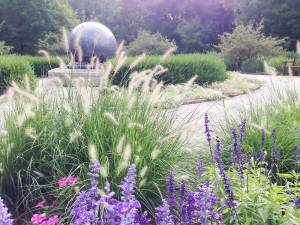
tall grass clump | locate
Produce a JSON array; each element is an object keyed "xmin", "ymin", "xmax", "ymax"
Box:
[
  {"xmin": 0, "ymin": 55, "xmax": 36, "ymax": 94},
  {"xmin": 216, "ymin": 84, "xmax": 300, "ymax": 172},
  {"xmin": 0, "ymin": 52, "xmax": 190, "ymax": 222}
]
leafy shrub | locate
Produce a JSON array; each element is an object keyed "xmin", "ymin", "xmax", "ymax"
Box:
[
  {"xmin": 240, "ymin": 57, "xmax": 265, "ymax": 74},
  {"xmin": 0, "ymin": 41, "xmax": 13, "ymax": 55},
  {"xmin": 127, "ymin": 30, "xmax": 177, "ymax": 56},
  {"xmin": 0, "ymin": 55, "xmax": 36, "ymax": 94},
  {"xmin": 268, "ymin": 56, "xmax": 288, "ymax": 74},
  {"xmin": 38, "ymin": 32, "xmax": 65, "ymax": 55},
  {"xmin": 218, "ymin": 23, "xmax": 284, "ymax": 70},
  {"xmin": 0, "ymin": 64, "xmax": 187, "ymax": 221},
  {"xmin": 112, "ymin": 54, "xmax": 228, "ymax": 85}
]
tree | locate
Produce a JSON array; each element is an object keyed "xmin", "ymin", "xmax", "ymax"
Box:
[
  {"xmin": 127, "ymin": 30, "xmax": 177, "ymax": 55},
  {"xmin": 69, "ymin": 0, "xmax": 234, "ymax": 52},
  {"xmin": 217, "ymin": 23, "xmax": 284, "ymax": 70},
  {"xmin": 0, "ymin": 0, "xmax": 78, "ymax": 54},
  {"xmin": 223, "ymin": 0, "xmax": 300, "ymax": 50}
]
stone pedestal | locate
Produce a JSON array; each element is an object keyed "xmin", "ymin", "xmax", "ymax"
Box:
[{"xmin": 48, "ymin": 68, "xmax": 101, "ymax": 86}]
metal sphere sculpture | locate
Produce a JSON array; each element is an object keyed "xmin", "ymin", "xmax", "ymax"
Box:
[{"xmin": 69, "ymin": 22, "xmax": 117, "ymax": 64}]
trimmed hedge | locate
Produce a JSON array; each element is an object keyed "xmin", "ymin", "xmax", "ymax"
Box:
[
  {"xmin": 0, "ymin": 55, "xmax": 36, "ymax": 94},
  {"xmin": 112, "ymin": 54, "xmax": 228, "ymax": 85},
  {"xmin": 21, "ymin": 55, "xmax": 69, "ymax": 77}
]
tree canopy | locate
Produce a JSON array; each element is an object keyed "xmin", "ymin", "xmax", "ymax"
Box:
[
  {"xmin": 0, "ymin": 0, "xmax": 299, "ymax": 54},
  {"xmin": 0, "ymin": 0, "xmax": 78, "ymax": 54}
]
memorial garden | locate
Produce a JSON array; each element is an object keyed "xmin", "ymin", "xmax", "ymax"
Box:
[{"xmin": 0, "ymin": 0, "xmax": 299, "ymax": 224}]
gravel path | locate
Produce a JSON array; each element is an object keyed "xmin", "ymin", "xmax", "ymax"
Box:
[{"xmin": 1, "ymin": 75, "xmax": 300, "ymax": 143}]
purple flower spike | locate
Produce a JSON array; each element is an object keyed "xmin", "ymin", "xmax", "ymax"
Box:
[
  {"xmin": 197, "ymin": 159, "xmax": 204, "ymax": 178},
  {"xmin": 155, "ymin": 199, "xmax": 174, "ymax": 225},
  {"xmin": 180, "ymin": 180, "xmax": 186, "ymax": 218},
  {"xmin": 168, "ymin": 171, "xmax": 175, "ymax": 209},
  {"xmin": 0, "ymin": 196, "xmax": 13, "ymax": 225},
  {"xmin": 88, "ymin": 160, "xmax": 101, "ymax": 187},
  {"xmin": 239, "ymin": 120, "xmax": 247, "ymax": 144},
  {"xmin": 140, "ymin": 212, "xmax": 151, "ymax": 225},
  {"xmin": 258, "ymin": 129, "xmax": 266, "ymax": 166},
  {"xmin": 119, "ymin": 165, "xmax": 138, "ymax": 203},
  {"xmin": 204, "ymin": 113, "xmax": 212, "ymax": 144}
]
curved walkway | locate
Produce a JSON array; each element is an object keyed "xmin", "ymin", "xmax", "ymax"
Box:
[
  {"xmin": 1, "ymin": 75, "xmax": 299, "ymax": 141},
  {"xmin": 176, "ymin": 75, "xmax": 300, "ymax": 148}
]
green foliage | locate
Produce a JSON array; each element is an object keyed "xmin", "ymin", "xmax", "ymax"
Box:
[
  {"xmin": 268, "ymin": 56, "xmax": 288, "ymax": 74},
  {"xmin": 222, "ymin": 169, "xmax": 300, "ymax": 224},
  {"xmin": 0, "ymin": 72, "xmax": 186, "ymax": 220},
  {"xmin": 0, "ymin": 41, "xmax": 13, "ymax": 55},
  {"xmin": 240, "ymin": 58, "xmax": 265, "ymax": 74},
  {"xmin": 127, "ymin": 30, "xmax": 177, "ymax": 56},
  {"xmin": 226, "ymin": 0, "xmax": 300, "ymax": 50},
  {"xmin": 218, "ymin": 23, "xmax": 284, "ymax": 70},
  {"xmin": 0, "ymin": 55, "xmax": 36, "ymax": 94},
  {"xmin": 69, "ymin": 0, "xmax": 234, "ymax": 52},
  {"xmin": 21, "ymin": 55, "xmax": 69, "ymax": 77},
  {"xmin": 217, "ymin": 88, "xmax": 300, "ymax": 172},
  {"xmin": 0, "ymin": 0, "xmax": 78, "ymax": 54},
  {"xmin": 38, "ymin": 32, "xmax": 65, "ymax": 55},
  {"xmin": 113, "ymin": 54, "xmax": 228, "ymax": 85}
]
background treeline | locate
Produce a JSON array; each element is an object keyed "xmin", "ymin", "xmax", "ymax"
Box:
[{"xmin": 0, "ymin": 0, "xmax": 299, "ymax": 55}]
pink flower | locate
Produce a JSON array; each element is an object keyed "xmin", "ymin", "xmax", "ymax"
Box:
[
  {"xmin": 44, "ymin": 215, "xmax": 59, "ymax": 225},
  {"xmin": 58, "ymin": 176, "xmax": 77, "ymax": 188},
  {"xmin": 31, "ymin": 213, "xmax": 46, "ymax": 224},
  {"xmin": 31, "ymin": 213, "xmax": 60, "ymax": 225},
  {"xmin": 35, "ymin": 200, "xmax": 46, "ymax": 208}
]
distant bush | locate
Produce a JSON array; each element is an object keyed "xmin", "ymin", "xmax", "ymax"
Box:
[
  {"xmin": 268, "ymin": 56, "xmax": 288, "ymax": 74},
  {"xmin": 0, "ymin": 41, "xmax": 13, "ymax": 55},
  {"xmin": 112, "ymin": 54, "xmax": 228, "ymax": 85},
  {"xmin": 218, "ymin": 23, "xmax": 284, "ymax": 70},
  {"xmin": 127, "ymin": 30, "xmax": 177, "ymax": 56},
  {"xmin": 240, "ymin": 58, "xmax": 265, "ymax": 74},
  {"xmin": 0, "ymin": 55, "xmax": 36, "ymax": 94}
]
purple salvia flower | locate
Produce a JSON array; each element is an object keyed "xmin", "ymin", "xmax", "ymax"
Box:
[
  {"xmin": 197, "ymin": 159, "xmax": 203, "ymax": 178},
  {"xmin": 231, "ymin": 128, "xmax": 239, "ymax": 165},
  {"xmin": 180, "ymin": 180, "xmax": 187, "ymax": 222},
  {"xmin": 259, "ymin": 129, "xmax": 265, "ymax": 163},
  {"xmin": 231, "ymin": 128, "xmax": 245, "ymax": 181},
  {"xmin": 71, "ymin": 161, "xmax": 101, "ymax": 225},
  {"xmin": 295, "ymin": 197, "xmax": 300, "ymax": 208},
  {"xmin": 186, "ymin": 190, "xmax": 195, "ymax": 225},
  {"xmin": 239, "ymin": 120, "xmax": 246, "ymax": 145},
  {"xmin": 214, "ymin": 138, "xmax": 237, "ymax": 208},
  {"xmin": 155, "ymin": 199, "xmax": 175, "ymax": 225},
  {"xmin": 168, "ymin": 171, "xmax": 175, "ymax": 209},
  {"xmin": 0, "ymin": 196, "xmax": 13, "ymax": 225},
  {"xmin": 204, "ymin": 113, "xmax": 215, "ymax": 162},
  {"xmin": 88, "ymin": 160, "xmax": 101, "ymax": 187},
  {"xmin": 140, "ymin": 212, "xmax": 151, "ymax": 225},
  {"xmin": 271, "ymin": 129, "xmax": 276, "ymax": 151},
  {"xmin": 204, "ymin": 113, "xmax": 212, "ymax": 144},
  {"xmin": 119, "ymin": 165, "xmax": 137, "ymax": 203}
]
